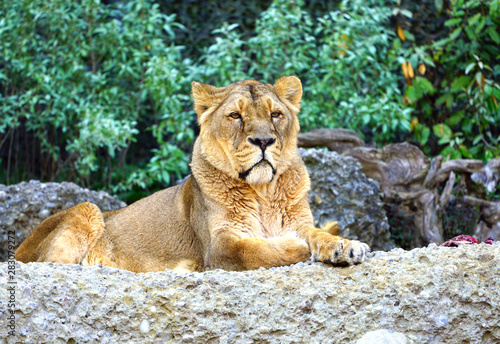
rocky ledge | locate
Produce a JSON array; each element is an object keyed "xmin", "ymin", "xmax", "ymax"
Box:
[{"xmin": 1, "ymin": 243, "xmax": 499, "ymax": 343}]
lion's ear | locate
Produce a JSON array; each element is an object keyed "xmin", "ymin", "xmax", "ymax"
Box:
[
  {"xmin": 192, "ymin": 81, "xmax": 222, "ymax": 118},
  {"xmin": 274, "ymin": 76, "xmax": 303, "ymax": 110}
]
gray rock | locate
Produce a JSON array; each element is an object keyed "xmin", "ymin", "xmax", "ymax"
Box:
[
  {"xmin": 1, "ymin": 243, "xmax": 498, "ymax": 343},
  {"xmin": 0, "ymin": 180, "xmax": 126, "ymax": 261},
  {"xmin": 300, "ymin": 148, "xmax": 393, "ymax": 251}
]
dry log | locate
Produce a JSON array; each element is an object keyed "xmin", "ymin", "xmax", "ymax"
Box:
[
  {"xmin": 423, "ymin": 155, "xmax": 442, "ymax": 189},
  {"xmin": 297, "ymin": 128, "xmax": 365, "ymax": 153},
  {"xmin": 345, "ymin": 142, "xmax": 430, "ymax": 194},
  {"xmin": 439, "ymin": 171, "xmax": 455, "ymax": 208},
  {"xmin": 416, "ymin": 191, "xmax": 443, "ymax": 245},
  {"xmin": 463, "ymin": 196, "xmax": 500, "ymax": 241},
  {"xmin": 471, "ymin": 157, "xmax": 500, "ymax": 192},
  {"xmin": 463, "ymin": 196, "xmax": 500, "ymax": 223},
  {"xmin": 433, "ymin": 159, "xmax": 484, "ymax": 186},
  {"xmin": 299, "ymin": 128, "xmax": 499, "ymax": 247}
]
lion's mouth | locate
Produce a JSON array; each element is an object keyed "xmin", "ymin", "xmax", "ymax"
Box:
[{"xmin": 239, "ymin": 159, "xmax": 276, "ymax": 180}]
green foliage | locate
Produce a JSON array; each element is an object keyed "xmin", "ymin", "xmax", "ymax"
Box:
[
  {"xmin": 311, "ymin": 0, "xmax": 411, "ymax": 142},
  {"xmin": 399, "ymin": 0, "xmax": 500, "ymax": 160},
  {"xmin": 0, "ymin": 0, "xmax": 192, "ymax": 196},
  {"xmin": 1, "ymin": 0, "xmax": 498, "ymax": 200},
  {"xmin": 202, "ymin": 0, "xmax": 410, "ymax": 144}
]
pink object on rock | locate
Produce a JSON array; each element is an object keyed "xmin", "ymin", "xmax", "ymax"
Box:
[
  {"xmin": 484, "ymin": 237, "xmax": 495, "ymax": 245},
  {"xmin": 440, "ymin": 235, "xmax": 496, "ymax": 247},
  {"xmin": 441, "ymin": 235, "xmax": 479, "ymax": 247}
]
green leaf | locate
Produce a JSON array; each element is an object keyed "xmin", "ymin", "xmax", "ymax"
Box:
[
  {"xmin": 488, "ymin": 27, "xmax": 500, "ymax": 44},
  {"xmin": 450, "ymin": 76, "xmax": 471, "ymax": 92},
  {"xmin": 459, "ymin": 145, "xmax": 473, "ymax": 158},
  {"xmin": 465, "ymin": 62, "xmax": 476, "ymax": 75},
  {"xmin": 491, "ymin": 87, "xmax": 500, "ymax": 99},
  {"xmin": 438, "ymin": 136, "xmax": 451, "ymax": 145},
  {"xmin": 450, "ymin": 148, "xmax": 462, "ymax": 160},
  {"xmin": 415, "ymin": 76, "xmax": 436, "ymax": 94},
  {"xmin": 400, "ymin": 9, "xmax": 413, "ymax": 18},
  {"xmin": 440, "ymin": 145, "xmax": 455, "ymax": 159},
  {"xmin": 419, "ymin": 126, "xmax": 430, "ymax": 145},
  {"xmin": 409, "ymin": 54, "xmax": 418, "ymax": 68},
  {"xmin": 445, "ymin": 18, "xmax": 462, "ymax": 27},
  {"xmin": 436, "ymin": 93, "xmax": 453, "ymax": 109},
  {"xmin": 435, "ymin": 0, "xmax": 444, "ymax": 13},
  {"xmin": 475, "ymin": 71, "xmax": 483, "ymax": 87},
  {"xmin": 405, "ymin": 86, "xmax": 418, "ymax": 101},
  {"xmin": 403, "ymin": 30, "xmax": 415, "ymax": 42},
  {"xmin": 467, "ymin": 13, "xmax": 481, "ymax": 26},
  {"xmin": 446, "ymin": 110, "xmax": 465, "ymax": 127},
  {"xmin": 473, "ymin": 134, "xmax": 482, "ymax": 145},
  {"xmin": 475, "ymin": 17, "xmax": 486, "ymax": 34},
  {"xmin": 450, "ymin": 27, "xmax": 463, "ymax": 40},
  {"xmin": 433, "ymin": 123, "xmax": 453, "ymax": 139}
]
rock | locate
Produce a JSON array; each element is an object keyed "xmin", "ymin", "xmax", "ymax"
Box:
[
  {"xmin": 300, "ymin": 148, "xmax": 393, "ymax": 251},
  {"xmin": 1, "ymin": 243, "xmax": 499, "ymax": 343},
  {"xmin": 0, "ymin": 181, "xmax": 126, "ymax": 261}
]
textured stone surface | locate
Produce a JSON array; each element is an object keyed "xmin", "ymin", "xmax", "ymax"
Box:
[
  {"xmin": 300, "ymin": 148, "xmax": 393, "ymax": 251},
  {"xmin": 1, "ymin": 243, "xmax": 499, "ymax": 343},
  {"xmin": 0, "ymin": 181, "xmax": 126, "ymax": 261}
]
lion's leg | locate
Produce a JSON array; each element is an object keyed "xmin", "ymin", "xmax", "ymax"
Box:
[
  {"xmin": 237, "ymin": 236, "xmax": 312, "ymax": 270},
  {"xmin": 208, "ymin": 232, "xmax": 311, "ymax": 271},
  {"xmin": 16, "ymin": 202, "xmax": 105, "ymax": 265}
]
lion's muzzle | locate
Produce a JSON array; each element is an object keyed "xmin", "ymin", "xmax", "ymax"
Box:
[{"xmin": 248, "ymin": 136, "xmax": 276, "ymax": 151}]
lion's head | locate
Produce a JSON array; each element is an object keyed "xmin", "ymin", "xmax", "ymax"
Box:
[{"xmin": 192, "ymin": 76, "xmax": 302, "ymax": 185}]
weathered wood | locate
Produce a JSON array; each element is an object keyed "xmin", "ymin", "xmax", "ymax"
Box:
[
  {"xmin": 299, "ymin": 128, "xmax": 499, "ymax": 247},
  {"xmin": 439, "ymin": 171, "xmax": 455, "ymax": 208},
  {"xmin": 433, "ymin": 159, "xmax": 484, "ymax": 186},
  {"xmin": 423, "ymin": 155, "xmax": 442, "ymax": 189},
  {"xmin": 463, "ymin": 196, "xmax": 500, "ymax": 241},
  {"xmin": 297, "ymin": 128, "xmax": 365, "ymax": 153},
  {"xmin": 471, "ymin": 157, "xmax": 500, "ymax": 192}
]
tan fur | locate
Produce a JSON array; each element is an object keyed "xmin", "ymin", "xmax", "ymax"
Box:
[{"xmin": 16, "ymin": 76, "xmax": 370, "ymax": 272}]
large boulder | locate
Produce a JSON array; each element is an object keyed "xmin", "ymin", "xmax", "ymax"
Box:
[
  {"xmin": 1, "ymin": 243, "xmax": 498, "ymax": 343},
  {"xmin": 0, "ymin": 181, "xmax": 126, "ymax": 261},
  {"xmin": 300, "ymin": 148, "xmax": 393, "ymax": 251}
]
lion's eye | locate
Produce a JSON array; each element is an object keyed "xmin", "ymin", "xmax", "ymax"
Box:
[
  {"xmin": 229, "ymin": 112, "xmax": 242, "ymax": 119},
  {"xmin": 271, "ymin": 111, "xmax": 282, "ymax": 118}
]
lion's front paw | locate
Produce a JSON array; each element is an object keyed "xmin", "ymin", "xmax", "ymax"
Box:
[{"xmin": 310, "ymin": 232, "xmax": 370, "ymax": 266}]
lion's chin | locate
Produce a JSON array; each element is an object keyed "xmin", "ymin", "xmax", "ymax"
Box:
[{"xmin": 241, "ymin": 161, "xmax": 275, "ymax": 185}]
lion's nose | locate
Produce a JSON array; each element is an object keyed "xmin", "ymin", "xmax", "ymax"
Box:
[{"xmin": 248, "ymin": 137, "xmax": 276, "ymax": 151}]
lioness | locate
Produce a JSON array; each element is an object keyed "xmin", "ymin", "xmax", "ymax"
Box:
[{"xmin": 16, "ymin": 76, "xmax": 370, "ymax": 272}]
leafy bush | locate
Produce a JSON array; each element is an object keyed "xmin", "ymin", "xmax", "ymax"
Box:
[
  {"xmin": 1, "ymin": 0, "xmax": 497, "ymax": 201},
  {"xmin": 0, "ymin": 0, "xmax": 193, "ymax": 197},
  {"xmin": 398, "ymin": 0, "xmax": 500, "ymax": 160},
  {"xmin": 202, "ymin": 0, "xmax": 411, "ymax": 144}
]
